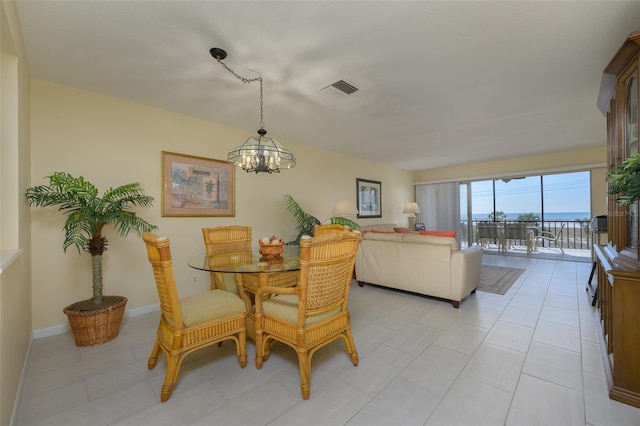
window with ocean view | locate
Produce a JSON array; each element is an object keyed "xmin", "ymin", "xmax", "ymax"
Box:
[
  {"xmin": 461, "ymin": 171, "xmax": 591, "ymax": 251},
  {"xmin": 542, "ymin": 172, "xmax": 591, "ymax": 221}
]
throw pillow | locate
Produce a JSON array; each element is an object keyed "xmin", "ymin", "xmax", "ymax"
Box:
[
  {"xmin": 393, "ymin": 227, "xmax": 412, "ymax": 234},
  {"xmin": 419, "ymin": 230, "xmax": 457, "ymax": 238}
]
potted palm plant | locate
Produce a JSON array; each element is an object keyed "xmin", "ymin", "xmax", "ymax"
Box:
[
  {"xmin": 284, "ymin": 194, "xmax": 360, "ymax": 243},
  {"xmin": 607, "ymin": 151, "xmax": 640, "ymax": 204},
  {"xmin": 25, "ymin": 172, "xmax": 157, "ymax": 346}
]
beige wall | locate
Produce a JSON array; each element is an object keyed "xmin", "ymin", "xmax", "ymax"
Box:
[
  {"xmin": 30, "ymin": 79, "xmax": 610, "ymax": 335},
  {"xmin": 30, "ymin": 79, "xmax": 414, "ymax": 331},
  {"xmin": 1, "ymin": 1, "xmax": 32, "ymax": 425},
  {"xmin": 413, "ymin": 146, "xmax": 608, "ymax": 217}
]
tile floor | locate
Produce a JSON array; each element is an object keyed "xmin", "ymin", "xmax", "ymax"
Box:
[{"xmin": 16, "ymin": 254, "xmax": 640, "ymax": 425}]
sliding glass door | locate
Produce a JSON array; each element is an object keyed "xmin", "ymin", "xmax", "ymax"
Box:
[
  {"xmin": 461, "ymin": 171, "xmax": 591, "ymax": 249},
  {"xmin": 495, "ymin": 177, "xmax": 542, "ymax": 223}
]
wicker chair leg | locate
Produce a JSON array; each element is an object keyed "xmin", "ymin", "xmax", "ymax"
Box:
[
  {"xmin": 160, "ymin": 386, "xmax": 172, "ymax": 403},
  {"xmin": 160, "ymin": 355, "xmax": 180, "ymax": 402},
  {"xmin": 255, "ymin": 342, "xmax": 264, "ymax": 369},
  {"xmin": 148, "ymin": 339, "xmax": 161, "ymax": 370},
  {"xmin": 254, "ymin": 319, "xmax": 264, "ymax": 369},
  {"xmin": 263, "ymin": 338, "xmax": 272, "ymax": 362},
  {"xmin": 344, "ymin": 330, "xmax": 359, "ymax": 366},
  {"xmin": 298, "ymin": 352, "xmax": 311, "ymax": 400}
]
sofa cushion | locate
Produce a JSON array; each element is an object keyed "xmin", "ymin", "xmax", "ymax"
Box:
[
  {"xmin": 361, "ymin": 224, "xmax": 398, "ymax": 233},
  {"xmin": 419, "ymin": 229, "xmax": 457, "ymax": 238},
  {"xmin": 393, "ymin": 227, "xmax": 412, "ymax": 234},
  {"xmin": 362, "ymin": 232, "xmax": 404, "ymax": 242},
  {"xmin": 403, "ymin": 233, "xmax": 459, "ymax": 251}
]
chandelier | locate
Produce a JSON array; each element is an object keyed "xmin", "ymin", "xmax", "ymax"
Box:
[{"xmin": 210, "ymin": 48, "xmax": 296, "ymax": 174}]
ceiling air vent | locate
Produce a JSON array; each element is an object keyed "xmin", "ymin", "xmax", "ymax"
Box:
[{"xmin": 319, "ymin": 79, "xmax": 359, "ymax": 96}]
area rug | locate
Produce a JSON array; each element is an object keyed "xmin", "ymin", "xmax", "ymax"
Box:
[{"xmin": 478, "ymin": 265, "xmax": 525, "ymax": 295}]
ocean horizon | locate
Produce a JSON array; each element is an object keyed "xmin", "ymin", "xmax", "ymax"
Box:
[{"xmin": 465, "ymin": 211, "xmax": 591, "ymax": 221}]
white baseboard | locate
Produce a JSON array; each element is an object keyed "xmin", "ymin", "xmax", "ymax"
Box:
[
  {"xmin": 124, "ymin": 302, "xmax": 160, "ymax": 318},
  {"xmin": 31, "ymin": 302, "xmax": 160, "ymax": 340}
]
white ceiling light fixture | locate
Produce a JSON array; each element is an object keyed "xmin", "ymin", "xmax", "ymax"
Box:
[{"xmin": 210, "ymin": 47, "xmax": 296, "ymax": 174}]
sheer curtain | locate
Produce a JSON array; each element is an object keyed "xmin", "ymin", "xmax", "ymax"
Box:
[{"xmin": 415, "ymin": 182, "xmax": 460, "ymax": 238}]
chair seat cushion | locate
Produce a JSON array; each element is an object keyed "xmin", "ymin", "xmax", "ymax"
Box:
[
  {"xmin": 180, "ymin": 289, "xmax": 245, "ymax": 327},
  {"xmin": 262, "ymin": 294, "xmax": 340, "ymax": 326}
]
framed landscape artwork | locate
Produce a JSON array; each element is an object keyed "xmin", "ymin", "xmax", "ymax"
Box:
[
  {"xmin": 162, "ymin": 151, "xmax": 235, "ymax": 217},
  {"xmin": 356, "ymin": 178, "xmax": 382, "ymax": 218}
]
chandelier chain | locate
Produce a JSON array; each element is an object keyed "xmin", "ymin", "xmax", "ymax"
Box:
[
  {"xmin": 215, "ymin": 58, "xmax": 265, "ymax": 129},
  {"xmin": 211, "ymin": 47, "xmax": 295, "ymax": 173}
]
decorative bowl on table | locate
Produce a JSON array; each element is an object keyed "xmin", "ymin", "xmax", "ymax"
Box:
[
  {"xmin": 258, "ymin": 237, "xmax": 284, "ymax": 257},
  {"xmin": 259, "ymin": 255, "xmax": 284, "ymax": 269}
]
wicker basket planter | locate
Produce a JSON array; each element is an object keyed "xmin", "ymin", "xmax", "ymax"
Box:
[
  {"xmin": 63, "ymin": 296, "xmax": 127, "ymax": 346},
  {"xmin": 259, "ymin": 242, "xmax": 284, "ymax": 257}
]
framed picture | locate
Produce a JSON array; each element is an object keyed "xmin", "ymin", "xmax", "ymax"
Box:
[
  {"xmin": 356, "ymin": 178, "xmax": 382, "ymax": 218},
  {"xmin": 162, "ymin": 151, "xmax": 235, "ymax": 217}
]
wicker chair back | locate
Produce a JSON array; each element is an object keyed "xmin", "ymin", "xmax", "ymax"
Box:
[
  {"xmin": 142, "ymin": 232, "xmax": 247, "ymax": 402},
  {"xmin": 254, "ymin": 230, "xmax": 361, "ymax": 400}
]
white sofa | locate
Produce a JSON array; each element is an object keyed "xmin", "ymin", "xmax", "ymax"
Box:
[{"xmin": 355, "ymin": 225, "xmax": 483, "ymax": 308}]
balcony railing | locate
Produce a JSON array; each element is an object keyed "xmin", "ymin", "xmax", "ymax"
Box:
[{"xmin": 461, "ymin": 219, "xmax": 592, "ymax": 251}]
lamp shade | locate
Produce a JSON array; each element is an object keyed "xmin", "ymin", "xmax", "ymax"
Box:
[
  {"xmin": 402, "ymin": 202, "xmax": 421, "ymax": 216},
  {"xmin": 333, "ymin": 199, "xmax": 358, "ymax": 217}
]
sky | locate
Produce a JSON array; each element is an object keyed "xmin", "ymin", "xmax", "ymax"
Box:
[{"xmin": 468, "ymin": 171, "xmax": 591, "ymax": 215}]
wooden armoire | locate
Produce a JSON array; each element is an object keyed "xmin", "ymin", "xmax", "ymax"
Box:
[{"xmin": 595, "ymin": 29, "xmax": 640, "ymax": 408}]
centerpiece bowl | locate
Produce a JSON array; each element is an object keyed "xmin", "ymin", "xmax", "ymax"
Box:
[{"xmin": 259, "ymin": 241, "xmax": 284, "ymax": 257}]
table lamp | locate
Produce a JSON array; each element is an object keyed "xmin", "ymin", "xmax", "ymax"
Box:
[{"xmin": 402, "ymin": 202, "xmax": 421, "ymax": 230}]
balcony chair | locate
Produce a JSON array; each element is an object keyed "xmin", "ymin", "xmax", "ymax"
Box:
[
  {"xmin": 142, "ymin": 233, "xmax": 247, "ymax": 402},
  {"xmin": 502, "ymin": 222, "xmax": 534, "ymax": 254},
  {"xmin": 476, "ymin": 222, "xmax": 501, "ymax": 249},
  {"xmin": 534, "ymin": 223, "xmax": 565, "ymax": 254},
  {"xmin": 253, "ymin": 230, "xmax": 361, "ymax": 400}
]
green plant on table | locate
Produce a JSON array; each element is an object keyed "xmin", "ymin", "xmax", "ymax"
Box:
[
  {"xmin": 25, "ymin": 172, "xmax": 157, "ymax": 310},
  {"xmin": 284, "ymin": 194, "xmax": 361, "ymax": 244}
]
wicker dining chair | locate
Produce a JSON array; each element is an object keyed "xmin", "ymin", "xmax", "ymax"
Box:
[
  {"xmin": 313, "ymin": 223, "xmax": 350, "ymax": 236},
  {"xmin": 253, "ymin": 230, "xmax": 361, "ymax": 400},
  {"xmin": 202, "ymin": 225, "xmax": 252, "ymax": 294},
  {"xmin": 203, "ymin": 225, "xmax": 297, "ymax": 338},
  {"xmin": 142, "ymin": 233, "xmax": 247, "ymax": 402}
]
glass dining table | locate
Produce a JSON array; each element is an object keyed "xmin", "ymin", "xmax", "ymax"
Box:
[
  {"xmin": 187, "ymin": 245, "xmax": 300, "ymax": 275},
  {"xmin": 188, "ymin": 245, "xmax": 300, "ymax": 339}
]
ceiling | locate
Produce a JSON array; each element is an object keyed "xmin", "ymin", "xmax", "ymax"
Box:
[{"xmin": 13, "ymin": 1, "xmax": 640, "ymax": 171}]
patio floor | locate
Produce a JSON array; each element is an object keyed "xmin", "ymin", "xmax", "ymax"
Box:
[{"xmin": 478, "ymin": 243, "xmax": 592, "ymax": 263}]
